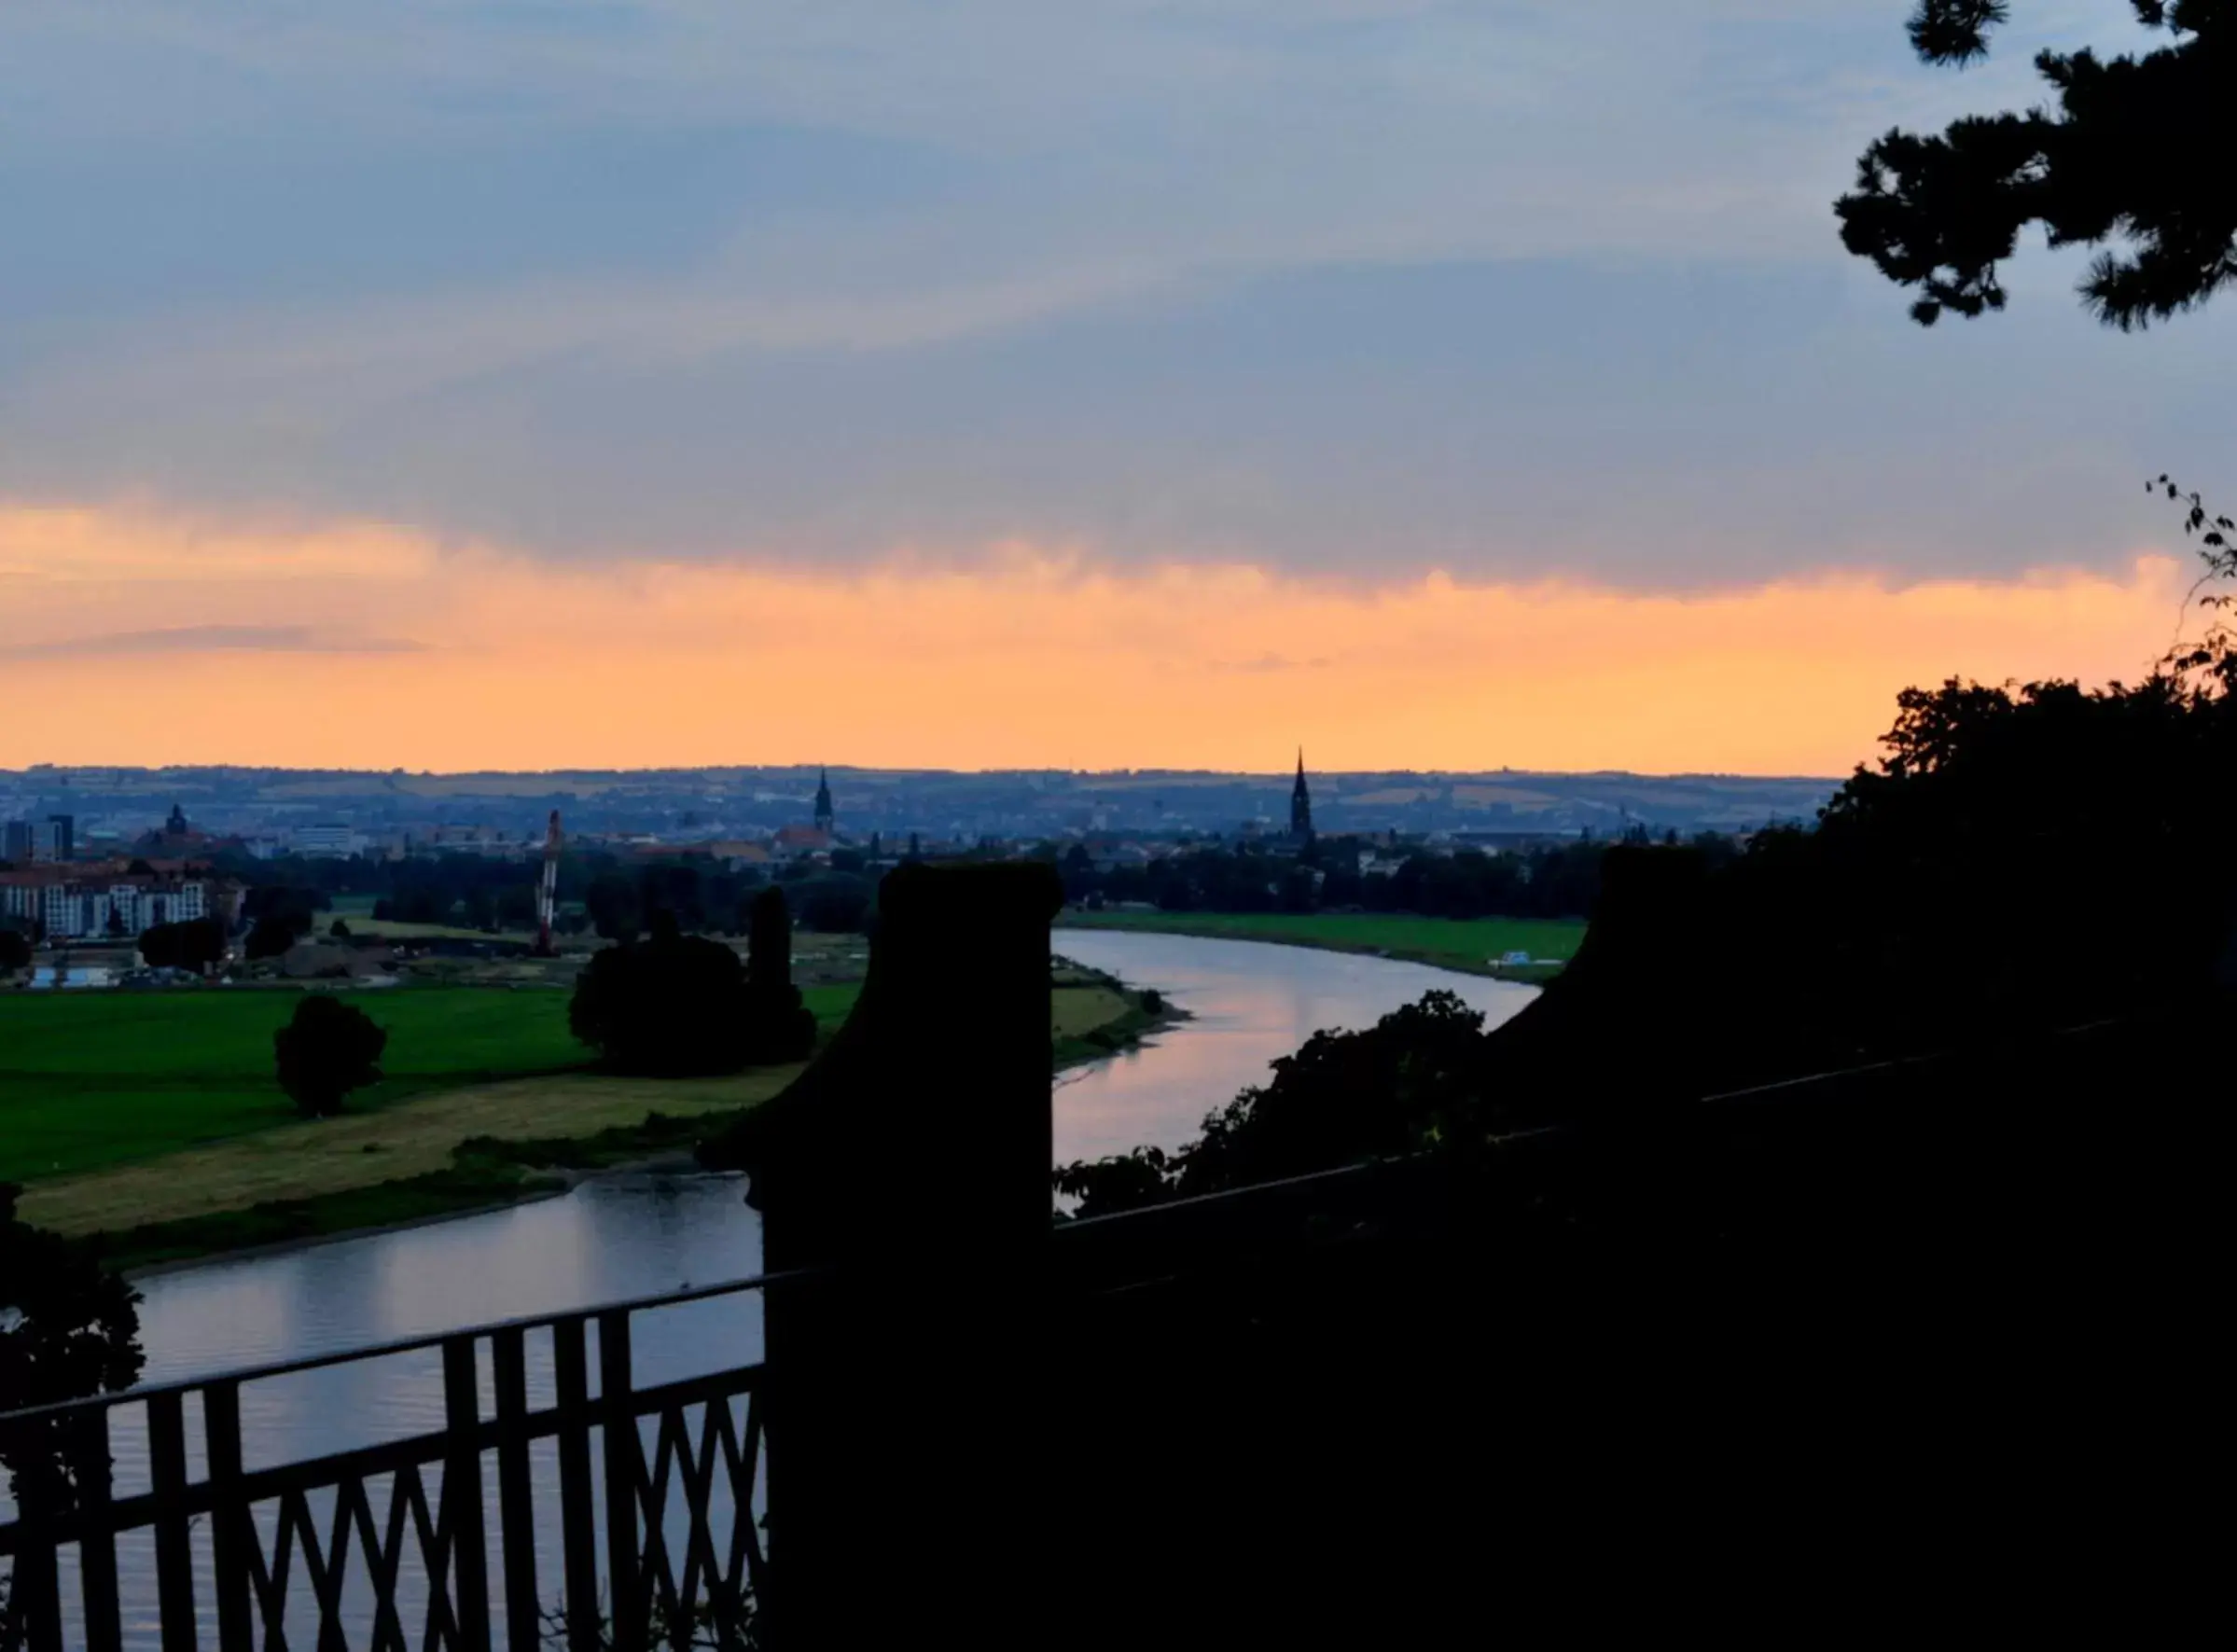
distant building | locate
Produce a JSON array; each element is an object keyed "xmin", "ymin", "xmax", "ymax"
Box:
[
  {"xmin": 1290, "ymin": 751, "xmax": 1313, "ymax": 842},
  {"xmin": 0, "ymin": 867, "xmax": 235, "ymax": 939},
  {"xmin": 1447, "ymin": 829, "xmax": 1583, "ymax": 853},
  {"xmin": 141, "ymin": 802, "xmax": 216, "ymax": 856},
  {"xmin": 414, "ymin": 825, "xmax": 527, "ymax": 857},
  {"xmin": 0, "ymin": 870, "xmax": 42, "ymax": 926},
  {"xmin": 4, "ymin": 817, "xmax": 75, "ymax": 863},
  {"xmin": 293, "ymin": 824, "xmax": 359, "ymax": 857},
  {"xmin": 813, "ymin": 769, "xmax": 835, "ymax": 837},
  {"xmin": 774, "ymin": 825, "xmax": 833, "ymax": 855},
  {"xmin": 704, "ymin": 840, "xmax": 775, "ymax": 869}
]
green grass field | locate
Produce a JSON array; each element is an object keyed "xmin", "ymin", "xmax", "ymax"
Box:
[
  {"xmin": 0, "ymin": 983, "xmax": 860, "ymax": 1185},
  {"xmin": 1058, "ymin": 910, "xmax": 1588, "ymax": 977}
]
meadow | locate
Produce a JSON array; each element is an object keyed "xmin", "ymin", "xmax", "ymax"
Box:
[
  {"xmin": 0, "ymin": 983, "xmax": 857, "ymax": 1185},
  {"xmin": 1058, "ymin": 910, "xmax": 1588, "ymax": 978},
  {"xmin": 3, "ymin": 968, "xmax": 1159, "ymax": 1259}
]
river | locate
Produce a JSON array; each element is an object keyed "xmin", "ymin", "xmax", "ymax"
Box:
[
  {"xmin": 18, "ymin": 932, "xmax": 1535, "ymax": 1644},
  {"xmin": 130, "ymin": 930, "xmax": 1535, "ymax": 1384}
]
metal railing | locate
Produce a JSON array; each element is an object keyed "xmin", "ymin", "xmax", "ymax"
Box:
[
  {"xmin": 1, "ymin": 1272, "xmax": 798, "ymax": 1651},
  {"xmin": 0, "ymin": 1151, "xmax": 1521, "ymax": 1650}
]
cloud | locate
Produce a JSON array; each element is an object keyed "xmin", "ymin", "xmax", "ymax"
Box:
[
  {"xmin": 0, "ymin": 624, "xmax": 424, "ymax": 660},
  {"xmin": 0, "ymin": 502, "xmax": 2201, "ymax": 776},
  {"xmin": 0, "ymin": 3, "xmax": 2201, "ymax": 589}
]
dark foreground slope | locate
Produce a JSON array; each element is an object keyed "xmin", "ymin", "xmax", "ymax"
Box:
[
  {"xmin": 719, "ymin": 855, "xmax": 2222, "ymax": 1643},
  {"xmin": 1041, "ymin": 1002, "xmax": 2223, "ymax": 1642}
]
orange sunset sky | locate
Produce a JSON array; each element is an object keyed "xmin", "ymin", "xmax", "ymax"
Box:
[
  {"xmin": 3, "ymin": 6, "xmax": 2226, "ymax": 778},
  {"xmin": 0, "ymin": 504, "xmax": 2197, "ymax": 777}
]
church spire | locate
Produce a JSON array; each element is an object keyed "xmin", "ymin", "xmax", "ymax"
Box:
[
  {"xmin": 1290, "ymin": 748, "xmax": 1313, "ymax": 840},
  {"xmin": 813, "ymin": 768, "xmax": 835, "ymax": 836}
]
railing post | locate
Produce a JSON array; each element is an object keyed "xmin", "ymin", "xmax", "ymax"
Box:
[
  {"xmin": 490, "ymin": 1326, "xmax": 541, "ymax": 1652},
  {"xmin": 706, "ymin": 862, "xmax": 1063, "ymax": 1645},
  {"xmin": 203, "ymin": 1381, "xmax": 254, "ymax": 1652},
  {"xmin": 70, "ymin": 1406, "xmax": 122, "ymax": 1652},
  {"xmin": 146, "ymin": 1391, "xmax": 199, "ymax": 1652},
  {"xmin": 4, "ymin": 1443, "xmax": 64, "ymax": 1652},
  {"xmin": 597, "ymin": 1312, "xmax": 644, "ymax": 1651},
  {"xmin": 551, "ymin": 1317, "xmax": 603, "ymax": 1652},
  {"xmin": 439, "ymin": 1337, "xmax": 493, "ymax": 1651}
]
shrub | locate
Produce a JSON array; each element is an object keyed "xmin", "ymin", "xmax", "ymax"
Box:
[
  {"xmin": 792, "ymin": 873, "xmax": 873, "ymax": 934},
  {"xmin": 569, "ymin": 924, "xmax": 756, "ymax": 1076},
  {"xmin": 138, "ymin": 917, "xmax": 226, "ymax": 971},
  {"xmin": 273, "ymin": 994, "xmax": 388, "ymax": 1117},
  {"xmin": 245, "ymin": 911, "xmax": 312, "ymax": 959},
  {"xmin": 1054, "ymin": 991, "xmax": 1490, "ymax": 1217}
]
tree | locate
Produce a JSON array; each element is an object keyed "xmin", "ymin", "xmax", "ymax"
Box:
[
  {"xmin": 242, "ymin": 884, "xmax": 326, "ymax": 927},
  {"xmin": 586, "ymin": 870, "xmax": 641, "ymax": 941},
  {"xmin": 1482, "ymin": 662, "xmax": 2237, "ymax": 1113},
  {"xmin": 568, "ymin": 920, "xmax": 757, "ymax": 1076},
  {"xmin": 1838, "ymin": 3, "xmax": 2235, "ymax": 327},
  {"xmin": 139, "ymin": 917, "xmax": 226, "ymax": 971},
  {"xmin": 273, "ymin": 993, "xmax": 388, "ymax": 1117},
  {"xmin": 1056, "ymin": 991, "xmax": 1494, "ymax": 1216},
  {"xmin": 328, "ymin": 917, "xmax": 353, "ymax": 939},
  {"xmin": 1, "ymin": 1184, "xmax": 145, "ymax": 1523},
  {"xmin": 637, "ymin": 862, "xmax": 707, "ymax": 934},
  {"xmin": 742, "ymin": 886, "xmax": 819, "ymax": 1063},
  {"xmin": 0, "ymin": 927, "xmax": 29, "ymax": 972},
  {"xmin": 104, "ymin": 907, "xmax": 128, "ymax": 939},
  {"xmin": 793, "ymin": 873, "xmax": 873, "ymax": 934},
  {"xmin": 461, "ymin": 884, "xmax": 497, "ymax": 932},
  {"xmin": 244, "ymin": 913, "xmax": 308, "ymax": 959}
]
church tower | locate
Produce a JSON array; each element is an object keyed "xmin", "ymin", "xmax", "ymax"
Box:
[
  {"xmin": 1290, "ymin": 749, "xmax": 1313, "ymax": 841},
  {"xmin": 813, "ymin": 769, "xmax": 835, "ymax": 837}
]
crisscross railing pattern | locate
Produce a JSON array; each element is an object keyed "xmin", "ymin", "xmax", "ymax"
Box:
[{"xmin": 0, "ymin": 1273, "xmax": 782, "ymax": 1650}]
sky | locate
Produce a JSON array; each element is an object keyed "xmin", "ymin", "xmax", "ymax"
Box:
[{"xmin": 1, "ymin": 1, "xmax": 2226, "ymax": 774}]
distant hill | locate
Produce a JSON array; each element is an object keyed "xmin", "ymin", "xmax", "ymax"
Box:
[{"xmin": 0, "ymin": 764, "xmax": 1839, "ymax": 844}]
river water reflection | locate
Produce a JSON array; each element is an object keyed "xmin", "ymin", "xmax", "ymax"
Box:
[
  {"xmin": 133, "ymin": 930, "xmax": 1534, "ymax": 1382},
  {"xmin": 1048, "ymin": 927, "xmax": 1536, "ymax": 1163},
  {"xmin": 21, "ymin": 934, "xmax": 1534, "ymax": 1645}
]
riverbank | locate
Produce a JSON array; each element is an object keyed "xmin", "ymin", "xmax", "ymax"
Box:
[
  {"xmin": 1059, "ymin": 910, "xmax": 1584, "ymax": 981},
  {"xmin": 20, "ymin": 962, "xmax": 1174, "ymax": 1270}
]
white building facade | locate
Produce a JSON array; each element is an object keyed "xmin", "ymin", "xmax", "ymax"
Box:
[
  {"xmin": 38, "ymin": 879, "xmax": 213, "ymax": 939},
  {"xmin": 292, "ymin": 824, "xmax": 360, "ymax": 857}
]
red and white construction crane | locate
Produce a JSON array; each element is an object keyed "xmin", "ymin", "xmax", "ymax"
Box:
[{"xmin": 535, "ymin": 809, "xmax": 563, "ymax": 955}]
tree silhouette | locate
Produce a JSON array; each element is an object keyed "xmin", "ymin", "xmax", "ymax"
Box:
[
  {"xmin": 0, "ymin": 1184, "xmax": 145, "ymax": 1523},
  {"xmin": 273, "ymin": 993, "xmax": 388, "ymax": 1117},
  {"xmin": 0, "ymin": 927, "xmax": 29, "ymax": 973},
  {"xmin": 139, "ymin": 917, "xmax": 226, "ymax": 971},
  {"xmin": 585, "ymin": 870, "xmax": 641, "ymax": 942},
  {"xmin": 1056, "ymin": 991, "xmax": 1494, "ymax": 1216},
  {"xmin": 244, "ymin": 914, "xmax": 304, "ymax": 959},
  {"xmin": 569, "ymin": 923, "xmax": 757, "ymax": 1076},
  {"xmin": 743, "ymin": 886, "xmax": 818, "ymax": 1062},
  {"xmin": 1838, "ymin": 3, "xmax": 2235, "ymax": 327}
]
